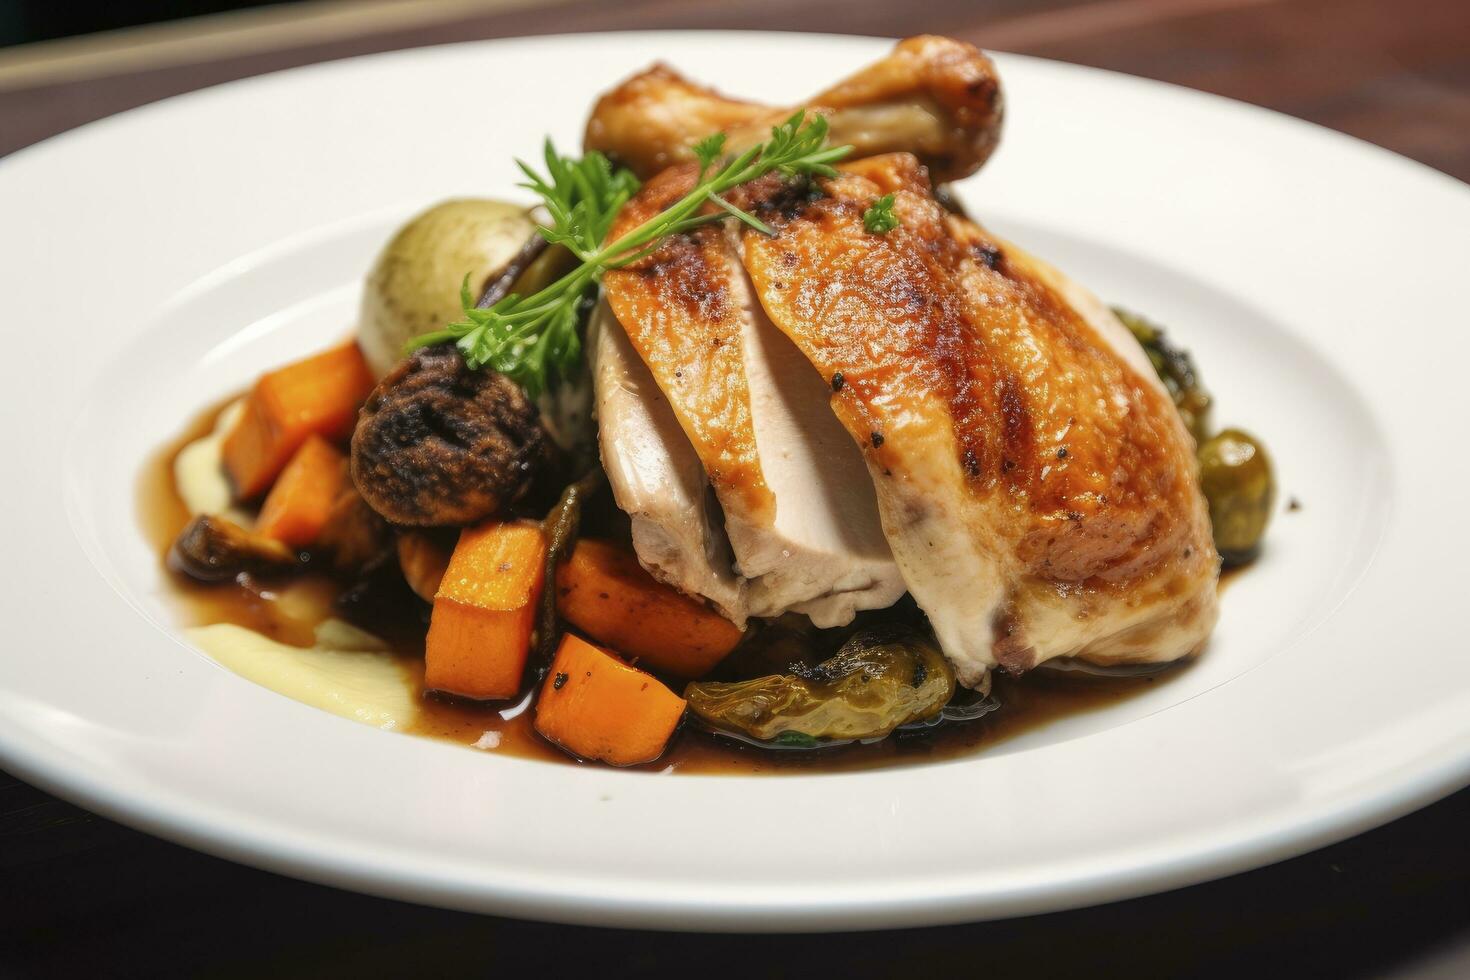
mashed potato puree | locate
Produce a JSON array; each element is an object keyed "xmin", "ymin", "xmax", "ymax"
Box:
[{"xmin": 188, "ymin": 620, "xmax": 419, "ymax": 730}]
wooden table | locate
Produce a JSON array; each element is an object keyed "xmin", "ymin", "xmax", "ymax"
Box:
[{"xmin": 3, "ymin": 1, "xmax": 1468, "ymax": 974}]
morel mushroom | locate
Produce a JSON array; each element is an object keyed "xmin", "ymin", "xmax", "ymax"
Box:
[{"xmin": 350, "ymin": 345, "xmax": 554, "ymax": 527}]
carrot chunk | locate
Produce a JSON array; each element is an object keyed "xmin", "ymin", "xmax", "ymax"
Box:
[
  {"xmin": 255, "ymin": 436, "xmax": 348, "ymax": 548},
  {"xmin": 555, "ymin": 539, "xmax": 741, "ymax": 679},
  {"xmin": 424, "ymin": 520, "xmax": 547, "ymax": 700},
  {"xmin": 534, "ymin": 634, "xmax": 686, "ymax": 766},
  {"xmin": 222, "ymin": 341, "xmax": 374, "ymax": 500}
]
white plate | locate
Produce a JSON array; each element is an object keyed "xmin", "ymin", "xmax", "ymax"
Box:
[{"xmin": 1, "ymin": 31, "xmax": 1467, "ymax": 931}]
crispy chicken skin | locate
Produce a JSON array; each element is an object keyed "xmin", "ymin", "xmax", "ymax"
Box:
[
  {"xmin": 740, "ymin": 154, "xmax": 1219, "ymax": 684},
  {"xmin": 602, "ymin": 165, "xmax": 772, "ymax": 524},
  {"xmin": 587, "ymin": 40, "xmax": 1215, "ymax": 680},
  {"xmin": 585, "ymin": 36, "xmax": 1004, "ymax": 185},
  {"xmin": 588, "ymin": 302, "xmax": 748, "ymax": 624},
  {"xmin": 601, "ymin": 166, "xmax": 905, "ymax": 626}
]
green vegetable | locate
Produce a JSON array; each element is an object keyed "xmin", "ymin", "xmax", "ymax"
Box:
[
  {"xmin": 1113, "ymin": 308, "xmax": 1213, "ymax": 444},
  {"xmin": 691, "ymin": 133, "xmax": 727, "ymax": 173},
  {"xmin": 409, "ymin": 111, "xmax": 853, "ymax": 396},
  {"xmin": 1115, "ymin": 307, "xmax": 1280, "ymax": 564},
  {"xmin": 685, "ymin": 624, "xmax": 956, "ymax": 744},
  {"xmin": 518, "ymin": 143, "xmax": 641, "ymax": 261},
  {"xmin": 532, "ymin": 468, "xmax": 606, "ymax": 678},
  {"xmin": 1197, "ymin": 428, "xmax": 1276, "ymax": 565},
  {"xmin": 863, "ymin": 193, "xmax": 900, "ymax": 234}
]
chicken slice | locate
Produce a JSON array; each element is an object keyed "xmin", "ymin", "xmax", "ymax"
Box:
[
  {"xmin": 588, "ymin": 302, "xmax": 747, "ymax": 624},
  {"xmin": 601, "ymin": 166, "xmax": 905, "ymax": 627},
  {"xmin": 727, "ymin": 225, "xmax": 906, "ymax": 625},
  {"xmin": 585, "ymin": 35, "xmax": 1003, "ymax": 185},
  {"xmin": 740, "ymin": 154, "xmax": 1218, "ymax": 684}
]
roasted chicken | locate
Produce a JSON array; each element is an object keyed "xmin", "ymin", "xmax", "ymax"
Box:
[
  {"xmin": 589, "ymin": 303, "xmax": 747, "ymax": 622},
  {"xmin": 741, "ymin": 154, "xmax": 1218, "ymax": 683},
  {"xmin": 600, "ymin": 170, "xmax": 905, "ymax": 628},
  {"xmin": 586, "ymin": 35, "xmax": 1004, "ymax": 185},
  {"xmin": 590, "ymin": 38, "xmax": 1219, "ymax": 684},
  {"xmin": 159, "ymin": 34, "xmax": 1247, "ymax": 776}
]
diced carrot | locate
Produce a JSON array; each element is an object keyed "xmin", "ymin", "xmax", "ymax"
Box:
[
  {"xmin": 555, "ymin": 539, "xmax": 742, "ymax": 679},
  {"xmin": 424, "ymin": 520, "xmax": 547, "ymax": 700},
  {"xmin": 534, "ymin": 634, "xmax": 686, "ymax": 766},
  {"xmin": 255, "ymin": 436, "xmax": 348, "ymax": 548},
  {"xmin": 222, "ymin": 341, "xmax": 374, "ymax": 500}
]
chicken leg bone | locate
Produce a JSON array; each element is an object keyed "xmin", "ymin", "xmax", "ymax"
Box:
[{"xmin": 584, "ymin": 35, "xmax": 1004, "ymax": 185}]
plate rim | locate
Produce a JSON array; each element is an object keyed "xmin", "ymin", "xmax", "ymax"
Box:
[{"xmin": 1, "ymin": 29, "xmax": 1468, "ymax": 931}]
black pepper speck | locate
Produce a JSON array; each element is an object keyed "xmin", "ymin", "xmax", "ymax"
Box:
[{"xmin": 975, "ymin": 243, "xmax": 1003, "ymax": 270}]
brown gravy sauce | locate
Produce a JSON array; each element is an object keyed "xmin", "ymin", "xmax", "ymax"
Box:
[{"xmin": 139, "ymin": 400, "xmax": 1193, "ymax": 775}]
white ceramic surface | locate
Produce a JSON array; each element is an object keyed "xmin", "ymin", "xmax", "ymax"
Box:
[{"xmin": 0, "ymin": 32, "xmax": 1467, "ymax": 931}]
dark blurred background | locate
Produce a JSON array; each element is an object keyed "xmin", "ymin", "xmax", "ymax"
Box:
[
  {"xmin": 3, "ymin": 0, "xmax": 1468, "ymax": 180},
  {"xmin": 0, "ymin": 0, "xmax": 290, "ymax": 46}
]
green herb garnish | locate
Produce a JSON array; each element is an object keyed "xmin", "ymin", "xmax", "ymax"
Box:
[
  {"xmin": 863, "ymin": 192, "xmax": 900, "ymax": 234},
  {"xmin": 691, "ymin": 132, "xmax": 727, "ymax": 176},
  {"xmin": 408, "ymin": 111, "xmax": 852, "ymax": 396},
  {"xmin": 518, "ymin": 141, "xmax": 640, "ymax": 262}
]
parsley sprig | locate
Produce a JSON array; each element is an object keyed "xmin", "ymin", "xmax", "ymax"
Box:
[
  {"xmin": 863, "ymin": 193, "xmax": 900, "ymax": 234},
  {"xmin": 408, "ymin": 111, "xmax": 852, "ymax": 396},
  {"xmin": 518, "ymin": 142, "xmax": 640, "ymax": 261}
]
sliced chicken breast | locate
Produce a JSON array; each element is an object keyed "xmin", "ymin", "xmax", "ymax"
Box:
[
  {"xmin": 588, "ymin": 302, "xmax": 747, "ymax": 624},
  {"xmin": 601, "ymin": 166, "xmax": 906, "ymax": 627},
  {"xmin": 727, "ymin": 224, "xmax": 905, "ymax": 625},
  {"xmin": 740, "ymin": 154, "xmax": 1219, "ymax": 685}
]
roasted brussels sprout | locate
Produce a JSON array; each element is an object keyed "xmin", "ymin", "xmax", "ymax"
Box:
[
  {"xmin": 357, "ymin": 200, "xmax": 538, "ymax": 378},
  {"xmin": 1115, "ymin": 307, "xmax": 1278, "ymax": 563},
  {"xmin": 1114, "ymin": 308, "xmax": 1213, "ymax": 444},
  {"xmin": 685, "ymin": 625, "xmax": 956, "ymax": 744},
  {"xmin": 1198, "ymin": 428, "xmax": 1275, "ymax": 565},
  {"xmin": 715, "ymin": 614, "xmax": 830, "ymax": 680}
]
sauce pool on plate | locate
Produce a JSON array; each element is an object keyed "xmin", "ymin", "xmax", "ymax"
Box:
[{"xmin": 140, "ymin": 400, "xmax": 1186, "ymax": 774}]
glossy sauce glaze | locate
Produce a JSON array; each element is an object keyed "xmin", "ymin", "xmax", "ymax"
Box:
[{"xmin": 140, "ymin": 401, "xmax": 1189, "ymax": 775}]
